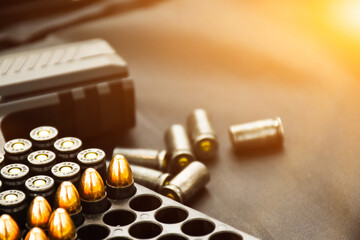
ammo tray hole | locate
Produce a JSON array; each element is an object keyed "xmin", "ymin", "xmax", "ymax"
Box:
[
  {"xmin": 103, "ymin": 209, "xmax": 136, "ymax": 226},
  {"xmin": 181, "ymin": 219, "xmax": 215, "ymax": 236},
  {"xmin": 129, "ymin": 222, "xmax": 162, "ymax": 239},
  {"xmin": 155, "ymin": 207, "xmax": 188, "ymax": 224},
  {"xmin": 129, "ymin": 194, "xmax": 162, "ymax": 212},
  {"xmin": 77, "ymin": 224, "xmax": 110, "ymax": 240}
]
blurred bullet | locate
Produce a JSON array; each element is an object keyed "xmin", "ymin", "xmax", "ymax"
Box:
[
  {"xmin": 24, "ymin": 227, "xmax": 48, "ymax": 240},
  {"xmin": 27, "ymin": 196, "xmax": 52, "ymax": 230},
  {"xmin": 106, "ymin": 155, "xmax": 136, "ymax": 199},
  {"xmin": 131, "ymin": 165, "xmax": 171, "ymax": 192},
  {"xmin": 112, "ymin": 148, "xmax": 168, "ymax": 171},
  {"xmin": 48, "ymin": 208, "xmax": 76, "ymax": 240},
  {"xmin": 54, "ymin": 182, "xmax": 84, "ymax": 227},
  {"xmin": 0, "ymin": 214, "xmax": 20, "ymax": 240},
  {"xmin": 79, "ymin": 168, "xmax": 108, "ymax": 214}
]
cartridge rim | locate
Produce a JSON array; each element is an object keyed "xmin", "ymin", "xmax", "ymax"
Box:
[
  {"xmin": 54, "ymin": 137, "xmax": 82, "ymax": 153},
  {"xmin": 77, "ymin": 148, "xmax": 105, "ymax": 165},
  {"xmin": 0, "ymin": 189, "xmax": 26, "ymax": 206},
  {"xmin": 1, "ymin": 163, "xmax": 29, "ymax": 180},
  {"xmin": 4, "ymin": 139, "xmax": 32, "ymax": 155},
  {"xmin": 30, "ymin": 126, "xmax": 58, "ymax": 142},
  {"xmin": 27, "ymin": 150, "xmax": 56, "ymax": 166},
  {"xmin": 51, "ymin": 162, "xmax": 80, "ymax": 178},
  {"xmin": 25, "ymin": 175, "xmax": 54, "ymax": 192},
  {"xmin": 160, "ymin": 184, "xmax": 183, "ymax": 203}
]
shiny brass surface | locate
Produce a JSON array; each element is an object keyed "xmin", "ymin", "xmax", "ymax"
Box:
[
  {"xmin": 24, "ymin": 227, "xmax": 48, "ymax": 240},
  {"xmin": 48, "ymin": 208, "xmax": 76, "ymax": 240},
  {"xmin": 0, "ymin": 214, "xmax": 20, "ymax": 240},
  {"xmin": 27, "ymin": 196, "xmax": 52, "ymax": 229},
  {"xmin": 79, "ymin": 168, "xmax": 105, "ymax": 201},
  {"xmin": 54, "ymin": 181, "xmax": 81, "ymax": 214},
  {"xmin": 107, "ymin": 154, "xmax": 133, "ymax": 187}
]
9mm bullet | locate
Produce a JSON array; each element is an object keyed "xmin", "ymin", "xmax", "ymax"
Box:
[
  {"xmin": 0, "ymin": 214, "xmax": 20, "ymax": 240},
  {"xmin": 160, "ymin": 161, "xmax": 210, "ymax": 203},
  {"xmin": 54, "ymin": 137, "xmax": 82, "ymax": 162},
  {"xmin": 187, "ymin": 109, "xmax": 218, "ymax": 160},
  {"xmin": 27, "ymin": 196, "xmax": 52, "ymax": 232},
  {"xmin": 48, "ymin": 208, "xmax": 77, "ymax": 240},
  {"xmin": 165, "ymin": 124, "xmax": 195, "ymax": 173},
  {"xmin": 131, "ymin": 165, "xmax": 171, "ymax": 192},
  {"xmin": 25, "ymin": 175, "xmax": 56, "ymax": 205},
  {"xmin": 24, "ymin": 227, "xmax": 47, "ymax": 240},
  {"xmin": 4, "ymin": 139, "xmax": 32, "ymax": 163},
  {"xmin": 54, "ymin": 181, "xmax": 84, "ymax": 227},
  {"xmin": 106, "ymin": 155, "xmax": 136, "ymax": 199},
  {"xmin": 0, "ymin": 190, "xmax": 27, "ymax": 229},
  {"xmin": 78, "ymin": 168, "xmax": 109, "ymax": 214},
  {"xmin": 77, "ymin": 148, "xmax": 106, "ymax": 181},
  {"xmin": 51, "ymin": 162, "xmax": 81, "ymax": 188},
  {"xmin": 27, "ymin": 150, "xmax": 56, "ymax": 176},
  {"xmin": 30, "ymin": 126, "xmax": 59, "ymax": 150},
  {"xmin": 0, "ymin": 164, "xmax": 30, "ymax": 190}
]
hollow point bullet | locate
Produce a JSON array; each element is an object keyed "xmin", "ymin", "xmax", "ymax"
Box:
[
  {"xmin": 187, "ymin": 109, "xmax": 218, "ymax": 160},
  {"xmin": 112, "ymin": 148, "xmax": 168, "ymax": 171},
  {"xmin": 77, "ymin": 148, "xmax": 106, "ymax": 180},
  {"xmin": 54, "ymin": 181, "xmax": 84, "ymax": 227},
  {"xmin": 0, "ymin": 190, "xmax": 27, "ymax": 229},
  {"xmin": 27, "ymin": 196, "xmax": 52, "ymax": 230},
  {"xmin": 165, "ymin": 124, "xmax": 195, "ymax": 173},
  {"xmin": 24, "ymin": 227, "xmax": 48, "ymax": 240},
  {"xmin": 30, "ymin": 126, "xmax": 59, "ymax": 150},
  {"xmin": 48, "ymin": 208, "xmax": 76, "ymax": 240},
  {"xmin": 106, "ymin": 155, "xmax": 136, "ymax": 199},
  {"xmin": 229, "ymin": 117, "xmax": 284, "ymax": 151},
  {"xmin": 160, "ymin": 161, "xmax": 210, "ymax": 203},
  {"xmin": 131, "ymin": 165, "xmax": 171, "ymax": 192},
  {"xmin": 0, "ymin": 214, "xmax": 20, "ymax": 240},
  {"xmin": 78, "ymin": 168, "xmax": 108, "ymax": 214},
  {"xmin": 4, "ymin": 139, "xmax": 32, "ymax": 163},
  {"xmin": 25, "ymin": 175, "xmax": 56, "ymax": 204}
]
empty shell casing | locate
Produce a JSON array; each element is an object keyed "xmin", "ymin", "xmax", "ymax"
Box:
[
  {"xmin": 77, "ymin": 148, "xmax": 106, "ymax": 181},
  {"xmin": 187, "ymin": 109, "xmax": 218, "ymax": 160},
  {"xmin": 0, "ymin": 189, "xmax": 28, "ymax": 229},
  {"xmin": 229, "ymin": 117, "xmax": 284, "ymax": 151},
  {"xmin": 165, "ymin": 124, "xmax": 195, "ymax": 173},
  {"xmin": 4, "ymin": 139, "xmax": 32, "ymax": 163},
  {"xmin": 27, "ymin": 150, "xmax": 56, "ymax": 176},
  {"xmin": 131, "ymin": 165, "xmax": 171, "ymax": 192},
  {"xmin": 112, "ymin": 148, "xmax": 168, "ymax": 171},
  {"xmin": 54, "ymin": 137, "xmax": 82, "ymax": 162},
  {"xmin": 25, "ymin": 175, "xmax": 55, "ymax": 205},
  {"xmin": 160, "ymin": 161, "xmax": 210, "ymax": 203},
  {"xmin": 51, "ymin": 162, "xmax": 81, "ymax": 188},
  {"xmin": 0, "ymin": 164, "xmax": 30, "ymax": 190},
  {"xmin": 30, "ymin": 126, "xmax": 59, "ymax": 150}
]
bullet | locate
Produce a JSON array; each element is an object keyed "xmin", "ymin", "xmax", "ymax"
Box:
[
  {"xmin": 79, "ymin": 168, "xmax": 108, "ymax": 214},
  {"xmin": 77, "ymin": 148, "xmax": 106, "ymax": 181},
  {"xmin": 164, "ymin": 124, "xmax": 195, "ymax": 173},
  {"xmin": 30, "ymin": 126, "xmax": 59, "ymax": 150},
  {"xmin": 24, "ymin": 227, "xmax": 48, "ymax": 240},
  {"xmin": 187, "ymin": 109, "xmax": 218, "ymax": 160},
  {"xmin": 131, "ymin": 165, "xmax": 171, "ymax": 192},
  {"xmin": 54, "ymin": 181, "xmax": 84, "ymax": 227},
  {"xmin": 48, "ymin": 208, "xmax": 76, "ymax": 240},
  {"xmin": 112, "ymin": 148, "xmax": 168, "ymax": 171},
  {"xmin": 106, "ymin": 155, "xmax": 136, "ymax": 199},
  {"xmin": 25, "ymin": 175, "xmax": 55, "ymax": 206},
  {"xmin": 160, "ymin": 161, "xmax": 210, "ymax": 203},
  {"xmin": 0, "ymin": 190, "xmax": 27, "ymax": 228},
  {"xmin": 0, "ymin": 214, "xmax": 20, "ymax": 240},
  {"xmin": 27, "ymin": 150, "xmax": 56, "ymax": 176},
  {"xmin": 27, "ymin": 196, "xmax": 52, "ymax": 230},
  {"xmin": 0, "ymin": 164, "xmax": 30, "ymax": 190},
  {"xmin": 51, "ymin": 162, "xmax": 81, "ymax": 188},
  {"xmin": 54, "ymin": 137, "xmax": 82, "ymax": 162},
  {"xmin": 4, "ymin": 139, "xmax": 32, "ymax": 163},
  {"xmin": 229, "ymin": 117, "xmax": 284, "ymax": 151}
]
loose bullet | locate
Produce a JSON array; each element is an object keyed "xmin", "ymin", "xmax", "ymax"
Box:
[
  {"xmin": 48, "ymin": 208, "xmax": 76, "ymax": 240},
  {"xmin": 30, "ymin": 126, "xmax": 59, "ymax": 150},
  {"xmin": 106, "ymin": 155, "xmax": 136, "ymax": 199},
  {"xmin": 24, "ymin": 227, "xmax": 48, "ymax": 240},
  {"xmin": 112, "ymin": 148, "xmax": 168, "ymax": 171},
  {"xmin": 78, "ymin": 168, "xmax": 108, "ymax": 214},
  {"xmin": 54, "ymin": 181, "xmax": 84, "ymax": 227},
  {"xmin": 27, "ymin": 196, "xmax": 52, "ymax": 230},
  {"xmin": 131, "ymin": 165, "xmax": 171, "ymax": 192},
  {"xmin": 0, "ymin": 214, "xmax": 20, "ymax": 240}
]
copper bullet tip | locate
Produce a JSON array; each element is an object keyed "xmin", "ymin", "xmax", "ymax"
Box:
[
  {"xmin": 27, "ymin": 196, "xmax": 52, "ymax": 229},
  {"xmin": 54, "ymin": 181, "xmax": 81, "ymax": 214},
  {"xmin": 79, "ymin": 168, "xmax": 105, "ymax": 201},
  {"xmin": 48, "ymin": 208, "xmax": 76, "ymax": 240},
  {"xmin": 25, "ymin": 227, "xmax": 48, "ymax": 240},
  {"xmin": 107, "ymin": 154, "xmax": 134, "ymax": 188},
  {"xmin": 0, "ymin": 214, "xmax": 20, "ymax": 240}
]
